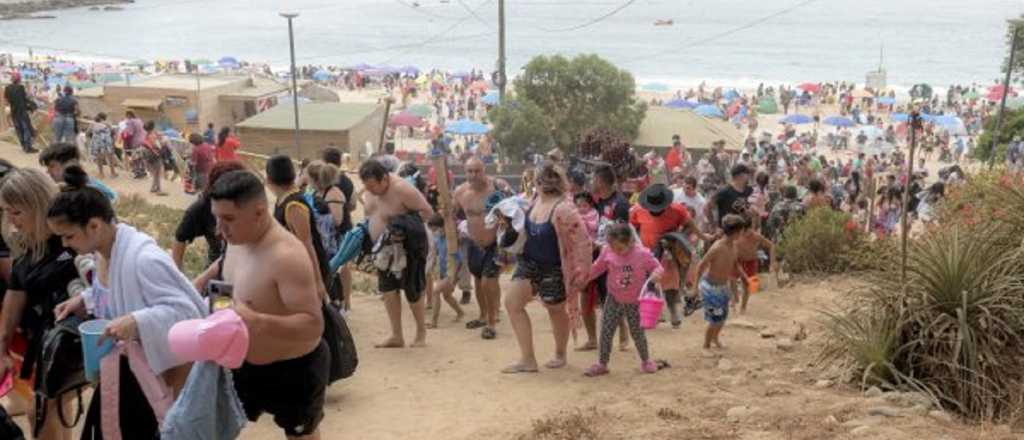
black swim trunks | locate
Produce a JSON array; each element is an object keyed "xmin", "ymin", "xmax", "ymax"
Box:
[
  {"xmin": 466, "ymin": 242, "xmax": 500, "ymax": 279},
  {"xmin": 233, "ymin": 340, "xmax": 329, "ymax": 437},
  {"xmin": 512, "ymin": 257, "xmax": 565, "ymax": 305},
  {"xmin": 379, "ymin": 269, "xmax": 425, "ymax": 303}
]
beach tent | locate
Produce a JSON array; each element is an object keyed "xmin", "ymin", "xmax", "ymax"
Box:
[
  {"xmin": 634, "ymin": 106, "xmax": 744, "ymax": 151},
  {"xmin": 757, "ymin": 96, "xmax": 778, "ymax": 114},
  {"xmin": 694, "ymin": 104, "xmax": 724, "ymax": 118},
  {"xmin": 481, "ymin": 92, "xmax": 500, "ymax": 106},
  {"xmin": 722, "ymin": 89, "xmax": 741, "ymax": 101},
  {"xmin": 312, "ymin": 70, "xmax": 332, "ymax": 82}
]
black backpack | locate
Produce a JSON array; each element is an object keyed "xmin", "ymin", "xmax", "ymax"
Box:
[{"xmin": 0, "ymin": 405, "xmax": 24, "ymax": 440}]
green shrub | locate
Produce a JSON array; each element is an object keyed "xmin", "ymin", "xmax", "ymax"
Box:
[{"xmin": 777, "ymin": 207, "xmax": 865, "ymax": 274}]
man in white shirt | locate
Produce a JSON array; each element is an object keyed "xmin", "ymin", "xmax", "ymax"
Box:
[{"xmin": 673, "ymin": 175, "xmax": 706, "ymax": 222}]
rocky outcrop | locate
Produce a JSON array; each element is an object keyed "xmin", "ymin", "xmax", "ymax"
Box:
[{"xmin": 0, "ymin": 0, "xmax": 133, "ymax": 20}]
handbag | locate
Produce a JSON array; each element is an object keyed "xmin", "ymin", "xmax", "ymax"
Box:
[
  {"xmin": 34, "ymin": 315, "xmax": 88, "ymax": 434},
  {"xmin": 321, "ymin": 301, "xmax": 357, "ymax": 384}
]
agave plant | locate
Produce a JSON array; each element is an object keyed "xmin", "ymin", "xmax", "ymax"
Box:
[{"xmin": 822, "ymin": 223, "xmax": 1024, "ymax": 421}]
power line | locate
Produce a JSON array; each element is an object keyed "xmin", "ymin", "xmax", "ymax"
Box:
[
  {"xmin": 378, "ymin": 0, "xmax": 495, "ymax": 65},
  {"xmin": 457, "ymin": 0, "xmax": 493, "ymax": 28},
  {"xmin": 393, "ymin": 0, "xmax": 456, "ymax": 19},
  {"xmin": 530, "ymin": 0, "xmax": 638, "ymax": 33},
  {"xmin": 623, "ymin": 0, "xmax": 824, "ymax": 63}
]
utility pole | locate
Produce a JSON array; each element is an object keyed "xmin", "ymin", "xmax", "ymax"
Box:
[
  {"xmin": 281, "ymin": 12, "xmax": 302, "ymax": 159},
  {"xmin": 991, "ymin": 19, "xmax": 1023, "ymax": 170},
  {"xmin": 497, "ymin": 0, "xmax": 507, "ymax": 103}
]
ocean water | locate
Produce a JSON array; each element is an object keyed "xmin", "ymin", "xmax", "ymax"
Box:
[{"xmin": 0, "ymin": 0, "xmax": 1020, "ymax": 89}]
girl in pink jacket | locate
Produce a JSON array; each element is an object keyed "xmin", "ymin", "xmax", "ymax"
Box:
[{"xmin": 584, "ymin": 223, "xmax": 663, "ymax": 377}]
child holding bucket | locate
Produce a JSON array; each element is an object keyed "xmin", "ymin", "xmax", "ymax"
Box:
[
  {"xmin": 732, "ymin": 217, "xmax": 775, "ymax": 314},
  {"xmin": 583, "ymin": 224, "xmax": 663, "ymax": 377}
]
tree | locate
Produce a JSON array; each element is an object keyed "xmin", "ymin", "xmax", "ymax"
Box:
[
  {"xmin": 1003, "ymin": 16, "xmax": 1024, "ymax": 85},
  {"xmin": 975, "ymin": 108, "xmax": 1024, "ymax": 163},
  {"xmin": 488, "ymin": 99, "xmax": 554, "ymax": 158},
  {"xmin": 509, "ymin": 54, "xmax": 647, "ymax": 151}
]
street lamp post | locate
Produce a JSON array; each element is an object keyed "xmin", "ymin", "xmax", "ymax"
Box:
[{"xmin": 280, "ymin": 12, "xmax": 302, "ymax": 159}]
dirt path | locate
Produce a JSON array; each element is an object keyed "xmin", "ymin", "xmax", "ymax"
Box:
[{"xmin": 2, "ymin": 140, "xmax": 1013, "ymax": 439}]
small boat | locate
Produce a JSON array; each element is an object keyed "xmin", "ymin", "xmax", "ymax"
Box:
[
  {"xmin": 411, "ymin": 1, "xmax": 420, "ymax": 6},
  {"xmin": 654, "ymin": 19, "xmax": 674, "ymax": 26},
  {"xmin": 103, "ymin": 6, "xmax": 124, "ymax": 11}
]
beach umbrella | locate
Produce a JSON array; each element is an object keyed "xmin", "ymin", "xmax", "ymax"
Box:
[
  {"xmin": 399, "ymin": 65, "xmax": 420, "ymax": 76},
  {"xmin": 823, "ymin": 116, "xmax": 855, "ymax": 127},
  {"xmin": 218, "ymin": 56, "xmax": 240, "ymax": 68},
  {"xmin": 481, "ymin": 92, "xmax": 500, "ymax": 106},
  {"xmin": 389, "ymin": 111, "xmax": 425, "ymax": 128},
  {"xmin": 693, "ymin": 104, "xmax": 724, "ymax": 118},
  {"xmin": 130, "ymin": 59, "xmax": 151, "ymax": 67},
  {"xmin": 19, "ymin": 68, "xmax": 39, "ymax": 78},
  {"xmin": 406, "ymin": 104, "xmax": 432, "ymax": 118},
  {"xmin": 932, "ymin": 115, "xmax": 963, "ymax": 127},
  {"xmin": 987, "ymin": 85, "xmax": 1017, "ymax": 101},
  {"xmin": 890, "ymin": 113, "xmax": 909, "ymax": 122},
  {"xmin": 664, "ymin": 98, "xmax": 698, "ymax": 109},
  {"xmin": 642, "ymin": 82, "xmax": 670, "ymax": 92},
  {"xmin": 722, "ymin": 89, "xmax": 741, "ymax": 101},
  {"xmin": 963, "ymin": 90, "xmax": 980, "ymax": 100},
  {"xmin": 779, "ymin": 114, "xmax": 813, "ymax": 125},
  {"xmin": 797, "ymin": 82, "xmax": 820, "ymax": 93},
  {"xmin": 46, "ymin": 76, "xmax": 67, "ymax": 89},
  {"xmin": 191, "ymin": 58, "xmax": 213, "ymax": 66},
  {"xmin": 312, "ymin": 70, "xmax": 331, "ymax": 81},
  {"xmin": 877, "ymin": 97, "xmax": 896, "ymax": 105},
  {"xmin": 469, "ymin": 80, "xmax": 490, "ymax": 93},
  {"xmin": 445, "ymin": 118, "xmax": 490, "ymax": 135},
  {"xmin": 449, "ymin": 71, "xmax": 471, "ymax": 80},
  {"xmin": 850, "ymin": 89, "xmax": 874, "ymax": 99},
  {"xmin": 348, "ymin": 63, "xmax": 375, "ymax": 71}
]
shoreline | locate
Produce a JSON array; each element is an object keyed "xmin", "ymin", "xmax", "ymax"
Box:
[{"xmin": 0, "ymin": 0, "xmax": 131, "ymax": 19}]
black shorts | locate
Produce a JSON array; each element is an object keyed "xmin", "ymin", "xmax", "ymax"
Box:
[
  {"xmin": 512, "ymin": 257, "xmax": 565, "ymax": 305},
  {"xmin": 233, "ymin": 340, "xmax": 329, "ymax": 437},
  {"xmin": 378, "ymin": 269, "xmax": 425, "ymax": 303},
  {"xmin": 467, "ymin": 242, "xmax": 500, "ymax": 279}
]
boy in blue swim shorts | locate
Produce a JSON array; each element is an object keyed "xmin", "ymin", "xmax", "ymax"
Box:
[{"xmin": 688, "ymin": 214, "xmax": 749, "ymax": 354}]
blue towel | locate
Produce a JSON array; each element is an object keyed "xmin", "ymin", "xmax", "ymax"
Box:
[{"xmin": 161, "ymin": 361, "xmax": 246, "ymax": 440}]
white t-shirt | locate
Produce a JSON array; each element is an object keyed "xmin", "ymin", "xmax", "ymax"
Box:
[{"xmin": 673, "ymin": 189, "xmax": 705, "ymax": 218}]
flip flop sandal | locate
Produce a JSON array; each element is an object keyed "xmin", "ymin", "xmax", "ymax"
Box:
[
  {"xmin": 465, "ymin": 319, "xmax": 486, "ymax": 329},
  {"xmin": 481, "ymin": 327, "xmax": 496, "ymax": 340}
]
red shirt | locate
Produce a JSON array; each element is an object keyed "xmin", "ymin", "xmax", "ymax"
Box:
[
  {"xmin": 665, "ymin": 147, "xmax": 683, "ymax": 171},
  {"xmin": 215, "ymin": 136, "xmax": 240, "ymax": 162},
  {"xmin": 629, "ymin": 203, "xmax": 691, "ymax": 249},
  {"xmin": 191, "ymin": 142, "xmax": 214, "ymax": 176}
]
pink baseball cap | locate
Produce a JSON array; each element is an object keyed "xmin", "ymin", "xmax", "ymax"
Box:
[{"xmin": 168, "ymin": 309, "xmax": 250, "ymax": 369}]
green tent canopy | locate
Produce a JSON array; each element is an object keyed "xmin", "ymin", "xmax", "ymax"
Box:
[{"xmin": 758, "ymin": 96, "xmax": 778, "ymax": 114}]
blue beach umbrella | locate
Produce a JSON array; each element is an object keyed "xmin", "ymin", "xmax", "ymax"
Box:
[
  {"xmin": 481, "ymin": 92, "xmax": 500, "ymax": 106},
  {"xmin": 19, "ymin": 68, "xmax": 39, "ymax": 78},
  {"xmin": 348, "ymin": 63, "xmax": 375, "ymax": 71},
  {"xmin": 399, "ymin": 65, "xmax": 420, "ymax": 76},
  {"xmin": 877, "ymin": 96, "xmax": 896, "ymax": 105},
  {"xmin": 312, "ymin": 70, "xmax": 331, "ymax": 81},
  {"xmin": 823, "ymin": 116, "xmax": 855, "ymax": 127},
  {"xmin": 779, "ymin": 114, "xmax": 813, "ymax": 125},
  {"xmin": 723, "ymin": 89, "xmax": 741, "ymax": 101},
  {"xmin": 218, "ymin": 56, "xmax": 240, "ymax": 68},
  {"xmin": 694, "ymin": 104, "xmax": 724, "ymax": 118},
  {"xmin": 932, "ymin": 115, "xmax": 963, "ymax": 127},
  {"xmin": 665, "ymin": 98, "xmax": 698, "ymax": 109},
  {"xmin": 891, "ymin": 113, "xmax": 909, "ymax": 122},
  {"xmin": 445, "ymin": 118, "xmax": 490, "ymax": 135}
]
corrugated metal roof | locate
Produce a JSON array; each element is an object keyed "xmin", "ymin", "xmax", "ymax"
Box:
[{"xmin": 236, "ymin": 102, "xmax": 381, "ymax": 132}]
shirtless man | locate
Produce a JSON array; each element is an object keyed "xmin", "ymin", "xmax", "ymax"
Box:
[
  {"xmin": 451, "ymin": 157, "xmax": 509, "ymax": 340},
  {"xmin": 199, "ymin": 170, "xmax": 327, "ymax": 440},
  {"xmin": 688, "ymin": 214, "xmax": 747, "ymax": 357},
  {"xmin": 359, "ymin": 160, "xmax": 434, "ymax": 348}
]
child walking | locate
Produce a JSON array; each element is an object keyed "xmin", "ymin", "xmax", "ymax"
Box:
[
  {"xmin": 688, "ymin": 214, "xmax": 748, "ymax": 356},
  {"xmin": 584, "ymin": 224, "xmax": 663, "ymax": 376},
  {"xmin": 732, "ymin": 217, "xmax": 775, "ymax": 314},
  {"xmin": 426, "ymin": 214, "xmax": 465, "ymax": 328}
]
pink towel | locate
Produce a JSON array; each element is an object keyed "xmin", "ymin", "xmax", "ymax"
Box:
[{"xmin": 100, "ymin": 341, "xmax": 175, "ymax": 440}]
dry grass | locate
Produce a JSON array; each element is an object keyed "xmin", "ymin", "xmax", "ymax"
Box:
[
  {"xmin": 115, "ymin": 194, "xmax": 208, "ymax": 277},
  {"xmin": 518, "ymin": 407, "xmax": 605, "ymax": 440}
]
